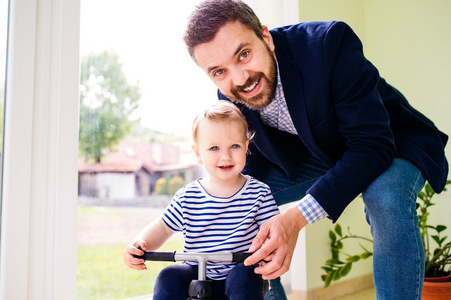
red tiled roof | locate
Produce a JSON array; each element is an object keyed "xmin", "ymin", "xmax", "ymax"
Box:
[
  {"xmin": 78, "ymin": 141, "xmax": 183, "ymax": 173},
  {"xmin": 78, "ymin": 161, "xmax": 145, "ymax": 174}
]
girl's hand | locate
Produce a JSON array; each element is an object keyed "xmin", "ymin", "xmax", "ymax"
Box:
[{"xmin": 124, "ymin": 240, "xmax": 148, "ymax": 270}]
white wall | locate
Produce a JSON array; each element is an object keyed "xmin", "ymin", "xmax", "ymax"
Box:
[
  {"xmin": 97, "ymin": 173, "xmax": 136, "ymax": 199},
  {"xmin": 363, "ymin": 0, "xmax": 451, "ymax": 248},
  {"xmin": 298, "ymin": 0, "xmax": 451, "ymax": 291}
]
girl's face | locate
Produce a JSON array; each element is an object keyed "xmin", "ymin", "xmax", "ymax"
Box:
[{"xmin": 192, "ymin": 119, "xmax": 249, "ymax": 184}]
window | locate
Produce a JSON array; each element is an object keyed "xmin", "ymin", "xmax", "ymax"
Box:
[
  {"xmin": 1, "ymin": 1, "xmax": 297, "ymax": 299},
  {"xmin": 0, "ymin": 0, "xmax": 8, "ymax": 213},
  {"xmin": 77, "ymin": 1, "xmax": 216, "ymax": 298}
]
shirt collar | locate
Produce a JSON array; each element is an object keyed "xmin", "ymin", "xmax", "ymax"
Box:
[{"xmin": 258, "ymin": 62, "xmax": 283, "ymax": 112}]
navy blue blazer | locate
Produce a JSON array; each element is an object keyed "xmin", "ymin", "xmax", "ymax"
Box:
[{"xmin": 219, "ymin": 21, "xmax": 448, "ymax": 222}]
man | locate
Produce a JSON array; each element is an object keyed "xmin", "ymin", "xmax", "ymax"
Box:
[{"xmin": 183, "ymin": 0, "xmax": 449, "ymax": 299}]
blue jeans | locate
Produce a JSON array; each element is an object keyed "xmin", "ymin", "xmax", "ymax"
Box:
[
  {"xmin": 362, "ymin": 158, "xmax": 425, "ymax": 299},
  {"xmin": 153, "ymin": 263, "xmax": 267, "ymax": 299},
  {"xmin": 255, "ymin": 153, "xmax": 425, "ymax": 300}
]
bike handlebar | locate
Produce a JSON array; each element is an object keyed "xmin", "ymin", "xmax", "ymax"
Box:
[
  {"xmin": 232, "ymin": 252, "xmax": 253, "ymax": 263},
  {"xmin": 138, "ymin": 251, "xmax": 176, "ymax": 261},
  {"xmin": 134, "ymin": 249, "xmax": 253, "ymax": 263}
]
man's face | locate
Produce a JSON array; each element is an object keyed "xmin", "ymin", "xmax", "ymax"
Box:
[{"xmin": 193, "ymin": 21, "xmax": 278, "ymax": 110}]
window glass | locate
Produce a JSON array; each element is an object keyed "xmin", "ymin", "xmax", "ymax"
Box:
[
  {"xmin": 77, "ymin": 1, "xmax": 216, "ymax": 299},
  {"xmin": 0, "ymin": 0, "xmax": 9, "ymax": 223}
]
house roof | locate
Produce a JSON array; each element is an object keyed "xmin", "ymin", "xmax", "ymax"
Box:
[
  {"xmin": 78, "ymin": 161, "xmax": 146, "ymax": 174},
  {"xmin": 78, "ymin": 140, "xmax": 197, "ymax": 174}
]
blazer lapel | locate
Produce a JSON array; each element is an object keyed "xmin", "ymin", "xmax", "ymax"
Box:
[
  {"xmin": 242, "ymin": 108, "xmax": 287, "ymax": 167},
  {"xmin": 277, "ymin": 55, "xmax": 333, "ymax": 166}
]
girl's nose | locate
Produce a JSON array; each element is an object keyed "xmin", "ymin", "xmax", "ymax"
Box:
[{"xmin": 221, "ymin": 149, "xmax": 232, "ymax": 160}]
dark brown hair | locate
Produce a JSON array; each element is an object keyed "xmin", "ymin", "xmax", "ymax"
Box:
[{"xmin": 184, "ymin": 0, "xmax": 263, "ymax": 60}]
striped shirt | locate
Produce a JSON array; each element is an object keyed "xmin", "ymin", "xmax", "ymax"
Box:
[
  {"xmin": 161, "ymin": 175, "xmax": 280, "ymax": 280},
  {"xmin": 259, "ymin": 65, "xmax": 328, "ymax": 224}
]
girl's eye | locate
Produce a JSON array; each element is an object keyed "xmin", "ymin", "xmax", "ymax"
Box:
[
  {"xmin": 210, "ymin": 146, "xmax": 219, "ymax": 151},
  {"xmin": 239, "ymin": 51, "xmax": 249, "ymax": 61},
  {"xmin": 231, "ymin": 144, "xmax": 240, "ymax": 149}
]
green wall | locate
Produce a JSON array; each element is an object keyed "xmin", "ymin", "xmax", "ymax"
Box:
[{"xmin": 298, "ymin": 0, "xmax": 451, "ymax": 290}]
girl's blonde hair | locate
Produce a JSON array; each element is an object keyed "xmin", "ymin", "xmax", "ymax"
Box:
[{"xmin": 192, "ymin": 101, "xmax": 254, "ymax": 143}]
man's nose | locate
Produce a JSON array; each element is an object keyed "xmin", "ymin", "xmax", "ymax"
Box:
[{"xmin": 230, "ymin": 67, "xmax": 249, "ymax": 87}]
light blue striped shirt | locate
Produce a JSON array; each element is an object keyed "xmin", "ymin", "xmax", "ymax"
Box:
[
  {"xmin": 161, "ymin": 175, "xmax": 280, "ymax": 280},
  {"xmin": 259, "ymin": 66, "xmax": 328, "ymax": 224}
]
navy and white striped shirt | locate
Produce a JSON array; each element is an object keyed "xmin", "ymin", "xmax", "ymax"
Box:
[{"xmin": 161, "ymin": 175, "xmax": 280, "ymax": 280}]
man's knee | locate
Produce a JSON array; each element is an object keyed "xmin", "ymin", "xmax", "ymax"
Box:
[{"xmin": 363, "ymin": 159, "xmax": 424, "ymax": 216}]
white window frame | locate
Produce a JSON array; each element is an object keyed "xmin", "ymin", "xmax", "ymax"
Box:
[
  {"xmin": 0, "ymin": 0, "xmax": 80, "ymax": 299},
  {"xmin": 0, "ymin": 0, "xmax": 301, "ymax": 299}
]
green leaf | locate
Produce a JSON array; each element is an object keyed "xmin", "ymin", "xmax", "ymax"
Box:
[
  {"xmin": 326, "ymin": 259, "xmax": 344, "ymax": 265},
  {"xmin": 360, "ymin": 251, "xmax": 373, "ymax": 259},
  {"xmin": 321, "ymin": 266, "xmax": 333, "ymax": 272},
  {"xmin": 329, "ymin": 231, "xmax": 337, "ymax": 244},
  {"xmin": 417, "ymin": 192, "xmax": 425, "ymax": 201},
  {"xmin": 339, "ymin": 263, "xmax": 353, "ymax": 277},
  {"xmin": 324, "ymin": 271, "xmax": 334, "ymax": 287},
  {"xmin": 436, "ymin": 225, "xmax": 447, "ymax": 233},
  {"xmin": 425, "ymin": 183, "xmax": 435, "ymax": 197},
  {"xmin": 432, "ymin": 235, "xmax": 441, "ymax": 245},
  {"xmin": 346, "ymin": 255, "xmax": 361, "ymax": 263},
  {"xmin": 433, "ymin": 248, "xmax": 441, "ymax": 256},
  {"xmin": 333, "ymin": 269, "xmax": 342, "ymax": 281},
  {"xmin": 335, "ymin": 224, "xmax": 343, "ymax": 237},
  {"xmin": 332, "ymin": 248, "xmax": 340, "ymax": 260}
]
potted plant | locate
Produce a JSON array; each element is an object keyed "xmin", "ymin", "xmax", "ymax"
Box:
[{"xmin": 321, "ymin": 180, "xmax": 451, "ymax": 299}]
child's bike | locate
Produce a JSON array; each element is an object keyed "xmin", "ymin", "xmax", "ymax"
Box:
[{"xmin": 134, "ymin": 249, "xmax": 253, "ymax": 299}]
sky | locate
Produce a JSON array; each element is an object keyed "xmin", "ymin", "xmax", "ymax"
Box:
[
  {"xmin": 3, "ymin": 0, "xmax": 281, "ymax": 137},
  {"xmin": 80, "ymin": 0, "xmax": 221, "ymax": 137}
]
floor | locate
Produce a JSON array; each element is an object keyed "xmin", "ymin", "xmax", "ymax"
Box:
[
  {"xmin": 129, "ymin": 287, "xmax": 376, "ymax": 300},
  {"xmin": 335, "ymin": 287, "xmax": 375, "ymax": 300}
]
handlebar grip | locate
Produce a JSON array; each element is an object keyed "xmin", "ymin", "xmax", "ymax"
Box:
[
  {"xmin": 142, "ymin": 251, "xmax": 176, "ymax": 261},
  {"xmin": 134, "ymin": 248, "xmax": 176, "ymax": 261},
  {"xmin": 232, "ymin": 252, "xmax": 253, "ymax": 263}
]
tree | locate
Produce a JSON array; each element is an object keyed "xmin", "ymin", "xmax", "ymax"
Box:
[{"xmin": 79, "ymin": 51, "xmax": 141, "ymax": 162}]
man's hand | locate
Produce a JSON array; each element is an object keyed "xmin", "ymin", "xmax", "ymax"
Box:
[{"xmin": 244, "ymin": 206, "xmax": 308, "ymax": 279}]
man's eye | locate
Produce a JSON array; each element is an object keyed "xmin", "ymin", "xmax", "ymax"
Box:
[
  {"xmin": 210, "ymin": 146, "xmax": 219, "ymax": 151},
  {"xmin": 213, "ymin": 70, "xmax": 225, "ymax": 77},
  {"xmin": 239, "ymin": 51, "xmax": 249, "ymax": 61}
]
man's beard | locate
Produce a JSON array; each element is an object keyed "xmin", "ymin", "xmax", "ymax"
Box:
[{"xmin": 223, "ymin": 49, "xmax": 278, "ymax": 111}]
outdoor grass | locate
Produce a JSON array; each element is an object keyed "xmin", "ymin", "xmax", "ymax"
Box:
[{"xmin": 77, "ymin": 240, "xmax": 183, "ymax": 300}]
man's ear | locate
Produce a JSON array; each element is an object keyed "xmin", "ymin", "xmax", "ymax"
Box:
[{"xmin": 261, "ymin": 25, "xmax": 275, "ymax": 52}]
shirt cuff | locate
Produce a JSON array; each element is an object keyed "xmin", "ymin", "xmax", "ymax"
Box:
[{"xmin": 296, "ymin": 194, "xmax": 328, "ymax": 224}]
